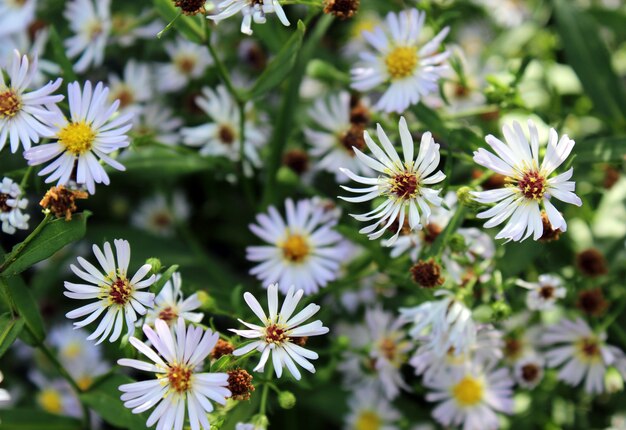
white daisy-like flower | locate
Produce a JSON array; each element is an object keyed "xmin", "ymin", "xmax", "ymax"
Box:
[
  {"xmin": 230, "ymin": 283, "xmax": 329, "ymax": 380},
  {"xmin": 63, "ymin": 239, "xmax": 156, "ymax": 344},
  {"xmin": 118, "ymin": 318, "xmax": 230, "ymax": 430},
  {"xmin": 246, "ymin": 198, "xmax": 344, "ymax": 295},
  {"xmin": 32, "ymin": 373, "xmax": 82, "ymax": 417},
  {"xmin": 23, "ymin": 81, "xmax": 132, "ymax": 194},
  {"xmin": 144, "ymin": 272, "xmax": 203, "ymax": 327},
  {"xmin": 401, "ymin": 290, "xmax": 476, "ymax": 357},
  {"xmin": 304, "ymin": 91, "xmax": 372, "ymax": 183},
  {"xmin": 131, "ymin": 192, "xmax": 190, "ymax": 237},
  {"xmin": 513, "ymin": 354, "xmax": 544, "ymax": 389},
  {"xmin": 540, "ymin": 318, "xmax": 624, "ymax": 394},
  {"xmin": 425, "ymin": 365, "xmax": 514, "ymax": 430},
  {"xmin": 339, "ymin": 307, "xmax": 411, "ymax": 400},
  {"xmin": 0, "ymin": 177, "xmax": 29, "ymax": 234},
  {"xmin": 0, "ymin": 0, "xmax": 36, "ymax": 38},
  {"xmin": 208, "ymin": 0, "xmax": 290, "ymax": 35},
  {"xmin": 339, "ymin": 116, "xmax": 445, "ymax": 245},
  {"xmin": 134, "ymin": 102, "xmax": 183, "ymax": 146},
  {"xmin": 181, "ymin": 85, "xmax": 267, "ymax": 171},
  {"xmin": 471, "ymin": 119, "xmax": 582, "ymax": 242},
  {"xmin": 0, "ymin": 50, "xmax": 63, "ymax": 153},
  {"xmin": 345, "ymin": 387, "xmax": 401, "ymax": 430},
  {"xmin": 64, "ymin": 0, "xmax": 111, "ymax": 73},
  {"xmin": 107, "ymin": 60, "xmax": 152, "ymax": 116},
  {"xmin": 351, "ymin": 9, "xmax": 450, "ymax": 113},
  {"xmin": 157, "ymin": 37, "xmax": 212, "ymax": 93},
  {"xmin": 516, "ymin": 274, "xmax": 566, "ymax": 311}
]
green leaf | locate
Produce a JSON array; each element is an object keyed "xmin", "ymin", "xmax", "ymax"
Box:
[
  {"xmin": 80, "ymin": 374, "xmax": 149, "ymax": 430},
  {"xmin": 552, "ymin": 0, "xmax": 626, "ymax": 126},
  {"xmin": 248, "ymin": 20, "xmax": 306, "ymax": 100},
  {"xmin": 0, "ymin": 409, "xmax": 82, "ymax": 430},
  {"xmin": 48, "ymin": 27, "xmax": 78, "ymax": 83},
  {"xmin": 0, "ymin": 312, "xmax": 24, "ymax": 357},
  {"xmin": 1, "ymin": 276, "xmax": 45, "ymax": 345},
  {"xmin": 574, "ymin": 136, "xmax": 626, "ymax": 164},
  {"xmin": 114, "ymin": 146, "xmax": 217, "ymax": 177},
  {"xmin": 0, "ymin": 212, "xmax": 90, "ymax": 277},
  {"xmin": 153, "ymin": 0, "xmax": 204, "ymax": 44},
  {"xmin": 151, "ymin": 264, "xmax": 180, "ymax": 293}
]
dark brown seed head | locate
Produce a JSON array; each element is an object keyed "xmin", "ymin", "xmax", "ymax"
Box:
[
  {"xmin": 211, "ymin": 339, "xmax": 235, "ymax": 360},
  {"xmin": 227, "ymin": 368, "xmax": 255, "ymax": 400},
  {"xmin": 40, "ymin": 186, "xmax": 88, "ymax": 221},
  {"xmin": 283, "ymin": 149, "xmax": 309, "ymax": 175},
  {"xmin": 323, "ymin": 0, "xmax": 360, "ymax": 20},
  {"xmin": 576, "ymin": 248, "xmax": 608, "ymax": 277},
  {"xmin": 173, "ymin": 0, "xmax": 206, "ymax": 15},
  {"xmin": 410, "ymin": 259, "xmax": 444, "ymax": 289},
  {"xmin": 576, "ymin": 288, "xmax": 608, "ymax": 317}
]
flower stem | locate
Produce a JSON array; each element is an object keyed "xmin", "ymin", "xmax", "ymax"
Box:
[
  {"xmin": 202, "ymin": 21, "xmax": 243, "ymax": 104},
  {"xmin": 19, "ymin": 166, "xmax": 33, "ymax": 191},
  {"xmin": 0, "ymin": 212, "xmax": 52, "ymax": 274},
  {"xmin": 259, "ymin": 363, "xmax": 273, "ymax": 416}
]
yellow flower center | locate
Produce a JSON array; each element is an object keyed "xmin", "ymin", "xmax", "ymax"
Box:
[
  {"xmin": 452, "ymin": 375, "xmax": 484, "ymax": 407},
  {"xmin": 58, "ymin": 122, "xmax": 96, "ymax": 155},
  {"xmin": 38, "ymin": 389, "xmax": 63, "ymax": 414},
  {"xmin": 111, "ymin": 85, "xmax": 134, "ymax": 109},
  {"xmin": 355, "ymin": 410, "xmax": 381, "ymax": 430},
  {"xmin": 167, "ymin": 364, "xmax": 193, "ymax": 393},
  {"xmin": 62, "ymin": 342, "xmax": 83, "ymax": 360},
  {"xmin": 281, "ymin": 233, "xmax": 310, "ymax": 263},
  {"xmin": 385, "ymin": 46, "xmax": 418, "ymax": 79},
  {"xmin": 0, "ymin": 89, "xmax": 21, "ymax": 119},
  {"xmin": 77, "ymin": 375, "xmax": 93, "ymax": 391}
]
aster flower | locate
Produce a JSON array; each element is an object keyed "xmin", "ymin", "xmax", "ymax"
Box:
[
  {"xmin": 131, "ymin": 192, "xmax": 190, "ymax": 237},
  {"xmin": 230, "ymin": 283, "xmax": 329, "ymax": 380},
  {"xmin": 0, "ymin": 29, "xmax": 61, "ymax": 88},
  {"xmin": 0, "ymin": 177, "xmax": 29, "ymax": 234},
  {"xmin": 540, "ymin": 318, "xmax": 624, "ymax": 394},
  {"xmin": 64, "ymin": 0, "xmax": 111, "ymax": 73},
  {"xmin": 425, "ymin": 365, "xmax": 514, "ymax": 430},
  {"xmin": 208, "ymin": 0, "xmax": 290, "ymax": 35},
  {"xmin": 63, "ymin": 239, "xmax": 156, "ymax": 344},
  {"xmin": 134, "ymin": 102, "xmax": 183, "ymax": 145},
  {"xmin": 246, "ymin": 198, "xmax": 344, "ymax": 295},
  {"xmin": 107, "ymin": 60, "xmax": 152, "ymax": 116},
  {"xmin": 181, "ymin": 85, "xmax": 267, "ymax": 172},
  {"xmin": 144, "ymin": 272, "xmax": 203, "ymax": 327},
  {"xmin": 31, "ymin": 373, "xmax": 83, "ymax": 418},
  {"xmin": 23, "ymin": 81, "xmax": 132, "ymax": 194},
  {"xmin": 0, "ymin": 50, "xmax": 63, "ymax": 153},
  {"xmin": 351, "ymin": 9, "xmax": 450, "ymax": 113},
  {"xmin": 345, "ymin": 387, "xmax": 401, "ymax": 430},
  {"xmin": 471, "ymin": 119, "xmax": 582, "ymax": 242},
  {"xmin": 516, "ymin": 274, "xmax": 566, "ymax": 311},
  {"xmin": 157, "ymin": 37, "xmax": 212, "ymax": 93},
  {"xmin": 118, "ymin": 319, "xmax": 230, "ymax": 430},
  {"xmin": 340, "ymin": 116, "xmax": 445, "ymax": 245},
  {"xmin": 0, "ymin": 0, "xmax": 36, "ymax": 38},
  {"xmin": 304, "ymin": 91, "xmax": 373, "ymax": 183}
]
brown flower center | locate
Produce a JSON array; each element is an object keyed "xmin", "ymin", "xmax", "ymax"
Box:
[
  {"xmin": 521, "ymin": 363, "xmax": 540, "ymax": 382},
  {"xmin": 0, "ymin": 193, "xmax": 11, "ymax": 212},
  {"xmin": 218, "ymin": 124, "xmax": 236, "ymax": 145},
  {"xmin": 265, "ymin": 323, "xmax": 288, "ymax": 344},
  {"xmin": 379, "ymin": 338, "xmax": 396, "ymax": 361},
  {"xmin": 175, "ymin": 56, "xmax": 195, "ymax": 74},
  {"xmin": 0, "ymin": 89, "xmax": 21, "ymax": 119},
  {"xmin": 167, "ymin": 364, "xmax": 192, "ymax": 393},
  {"xmin": 504, "ymin": 338, "xmax": 522, "ymax": 360},
  {"xmin": 391, "ymin": 172, "xmax": 419, "ymax": 200},
  {"xmin": 339, "ymin": 124, "xmax": 366, "ymax": 156},
  {"xmin": 410, "ymin": 259, "xmax": 443, "ymax": 288},
  {"xmin": 538, "ymin": 285, "xmax": 555, "ymax": 299},
  {"xmin": 577, "ymin": 337, "xmax": 601, "ymax": 362},
  {"xmin": 517, "ymin": 170, "xmax": 546, "ymax": 200},
  {"xmin": 109, "ymin": 277, "xmax": 133, "ymax": 305},
  {"xmin": 158, "ymin": 306, "xmax": 178, "ymax": 323}
]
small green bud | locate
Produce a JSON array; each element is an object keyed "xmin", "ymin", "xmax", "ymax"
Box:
[
  {"xmin": 278, "ymin": 391, "xmax": 296, "ymax": 409},
  {"xmin": 197, "ymin": 290, "xmax": 216, "ymax": 311},
  {"xmin": 491, "ymin": 301, "xmax": 511, "ymax": 322},
  {"xmin": 605, "ymin": 367, "xmax": 624, "ymax": 394},
  {"xmin": 146, "ymin": 258, "xmax": 162, "ymax": 275},
  {"xmin": 276, "ymin": 165, "xmax": 300, "ymax": 185},
  {"xmin": 336, "ymin": 335, "xmax": 351, "ymax": 349},
  {"xmin": 448, "ymin": 233, "xmax": 467, "ymax": 253},
  {"xmin": 250, "ymin": 414, "xmax": 269, "ymax": 429},
  {"xmin": 456, "ymin": 186, "xmax": 477, "ymax": 208}
]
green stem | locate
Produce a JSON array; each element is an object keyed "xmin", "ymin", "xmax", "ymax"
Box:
[
  {"xmin": 259, "ymin": 363, "xmax": 273, "ymax": 416},
  {"xmin": 237, "ymin": 100, "xmax": 255, "ymax": 206},
  {"xmin": 19, "ymin": 166, "xmax": 34, "ymax": 191},
  {"xmin": 203, "ymin": 21, "xmax": 242, "ymax": 103},
  {"xmin": 0, "ymin": 212, "xmax": 52, "ymax": 274},
  {"xmin": 157, "ymin": 12, "xmax": 182, "ymax": 39}
]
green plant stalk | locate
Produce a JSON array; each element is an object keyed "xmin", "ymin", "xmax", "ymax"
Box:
[
  {"xmin": 157, "ymin": 12, "xmax": 181, "ymax": 39},
  {"xmin": 19, "ymin": 166, "xmax": 34, "ymax": 191},
  {"xmin": 238, "ymin": 100, "xmax": 255, "ymax": 206},
  {"xmin": 203, "ymin": 21, "xmax": 243, "ymax": 104},
  {"xmin": 259, "ymin": 363, "xmax": 274, "ymax": 416},
  {"xmin": 0, "ymin": 212, "xmax": 53, "ymax": 274}
]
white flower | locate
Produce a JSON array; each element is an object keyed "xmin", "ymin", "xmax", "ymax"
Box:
[
  {"xmin": 540, "ymin": 318, "xmax": 624, "ymax": 394},
  {"xmin": 425, "ymin": 365, "xmax": 514, "ymax": 430},
  {"xmin": 208, "ymin": 0, "xmax": 290, "ymax": 35},
  {"xmin": 472, "ymin": 119, "xmax": 582, "ymax": 242},
  {"xmin": 246, "ymin": 198, "xmax": 344, "ymax": 295},
  {"xmin": 351, "ymin": 9, "xmax": 449, "ymax": 113},
  {"xmin": 63, "ymin": 239, "xmax": 156, "ymax": 344},
  {"xmin": 23, "ymin": 81, "xmax": 132, "ymax": 194},
  {"xmin": 118, "ymin": 319, "xmax": 230, "ymax": 430},
  {"xmin": 64, "ymin": 0, "xmax": 111, "ymax": 73},
  {"xmin": 0, "ymin": 177, "xmax": 29, "ymax": 234},
  {"xmin": 134, "ymin": 102, "xmax": 183, "ymax": 145},
  {"xmin": 230, "ymin": 283, "xmax": 329, "ymax": 380},
  {"xmin": 340, "ymin": 116, "xmax": 445, "ymax": 245},
  {"xmin": 516, "ymin": 274, "xmax": 566, "ymax": 311},
  {"xmin": 107, "ymin": 60, "xmax": 152, "ymax": 116},
  {"xmin": 131, "ymin": 192, "xmax": 190, "ymax": 237},
  {"xmin": 0, "ymin": 0, "xmax": 36, "ymax": 38},
  {"xmin": 32, "ymin": 373, "xmax": 83, "ymax": 417},
  {"xmin": 145, "ymin": 272, "xmax": 203, "ymax": 327},
  {"xmin": 339, "ymin": 307, "xmax": 411, "ymax": 400},
  {"xmin": 0, "ymin": 29, "xmax": 61, "ymax": 87},
  {"xmin": 513, "ymin": 354, "xmax": 544, "ymax": 389},
  {"xmin": 181, "ymin": 85, "xmax": 267, "ymax": 171},
  {"xmin": 0, "ymin": 50, "xmax": 63, "ymax": 153},
  {"xmin": 304, "ymin": 91, "xmax": 372, "ymax": 183},
  {"xmin": 345, "ymin": 387, "xmax": 401, "ymax": 430},
  {"xmin": 157, "ymin": 37, "xmax": 212, "ymax": 93},
  {"xmin": 401, "ymin": 290, "xmax": 476, "ymax": 358}
]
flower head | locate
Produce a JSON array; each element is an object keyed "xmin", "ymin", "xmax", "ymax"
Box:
[
  {"xmin": 340, "ymin": 116, "xmax": 445, "ymax": 245},
  {"xmin": 23, "ymin": 81, "xmax": 132, "ymax": 194},
  {"xmin": 145, "ymin": 272, "xmax": 203, "ymax": 327},
  {"xmin": 64, "ymin": 239, "xmax": 156, "ymax": 344},
  {"xmin": 516, "ymin": 274, "xmax": 566, "ymax": 311},
  {"xmin": 118, "ymin": 319, "xmax": 230, "ymax": 430},
  {"xmin": 0, "ymin": 176, "xmax": 29, "ymax": 234},
  {"xmin": 230, "ymin": 283, "xmax": 329, "ymax": 380},
  {"xmin": 0, "ymin": 0, "xmax": 36, "ymax": 38},
  {"xmin": 351, "ymin": 9, "xmax": 449, "ymax": 113},
  {"xmin": 208, "ymin": 0, "xmax": 290, "ymax": 35},
  {"xmin": 472, "ymin": 120, "xmax": 582, "ymax": 242},
  {"xmin": 157, "ymin": 37, "xmax": 212, "ymax": 93},
  {"xmin": 64, "ymin": 0, "xmax": 111, "ymax": 72}
]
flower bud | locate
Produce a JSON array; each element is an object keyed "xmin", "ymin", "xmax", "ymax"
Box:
[
  {"xmin": 145, "ymin": 258, "xmax": 162, "ymax": 275},
  {"xmin": 278, "ymin": 391, "xmax": 296, "ymax": 409},
  {"xmin": 605, "ymin": 367, "xmax": 624, "ymax": 394}
]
